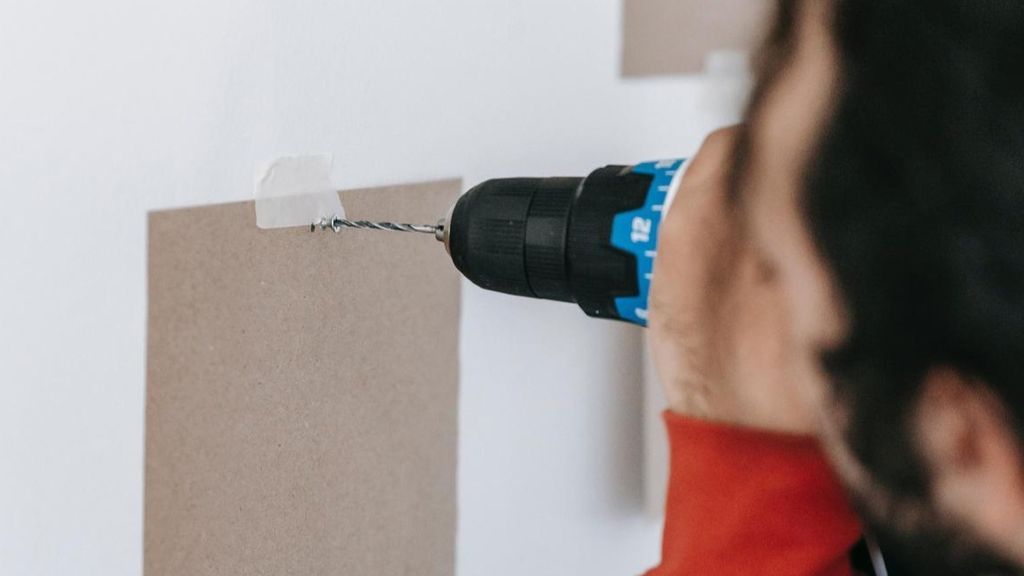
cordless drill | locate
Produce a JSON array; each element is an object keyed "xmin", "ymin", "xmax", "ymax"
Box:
[
  {"xmin": 318, "ymin": 159, "xmax": 688, "ymax": 327},
  {"xmin": 439, "ymin": 160, "xmax": 686, "ymax": 326}
]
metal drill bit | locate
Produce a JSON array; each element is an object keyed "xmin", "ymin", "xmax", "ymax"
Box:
[{"xmin": 312, "ymin": 215, "xmax": 438, "ymax": 236}]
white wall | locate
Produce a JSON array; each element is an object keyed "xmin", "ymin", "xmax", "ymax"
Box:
[{"xmin": 0, "ymin": 1, "xmax": 740, "ymax": 574}]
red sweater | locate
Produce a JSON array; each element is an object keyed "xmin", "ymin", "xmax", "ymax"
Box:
[{"xmin": 647, "ymin": 411, "xmax": 863, "ymax": 576}]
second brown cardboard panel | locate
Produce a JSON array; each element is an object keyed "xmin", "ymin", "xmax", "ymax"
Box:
[{"xmin": 622, "ymin": 0, "xmax": 771, "ymax": 76}]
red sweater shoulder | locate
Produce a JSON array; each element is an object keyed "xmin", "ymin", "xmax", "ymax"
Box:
[{"xmin": 647, "ymin": 411, "xmax": 863, "ymax": 576}]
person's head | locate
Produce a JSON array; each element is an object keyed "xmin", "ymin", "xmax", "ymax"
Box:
[{"xmin": 735, "ymin": 0, "xmax": 1024, "ymax": 572}]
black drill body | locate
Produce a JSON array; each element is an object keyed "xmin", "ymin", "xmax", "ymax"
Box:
[{"xmin": 445, "ymin": 165, "xmax": 657, "ymax": 321}]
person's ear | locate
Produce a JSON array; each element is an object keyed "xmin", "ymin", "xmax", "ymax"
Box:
[{"xmin": 914, "ymin": 367, "xmax": 1024, "ymax": 563}]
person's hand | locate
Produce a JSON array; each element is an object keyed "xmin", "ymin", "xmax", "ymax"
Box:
[{"xmin": 647, "ymin": 127, "xmax": 815, "ymax": 434}]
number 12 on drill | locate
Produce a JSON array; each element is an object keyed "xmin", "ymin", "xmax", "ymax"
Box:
[{"xmin": 630, "ymin": 216, "xmax": 653, "ymax": 244}]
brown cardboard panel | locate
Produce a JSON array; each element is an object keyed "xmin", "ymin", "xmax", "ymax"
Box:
[
  {"xmin": 145, "ymin": 180, "xmax": 461, "ymax": 576},
  {"xmin": 622, "ymin": 0, "xmax": 771, "ymax": 76}
]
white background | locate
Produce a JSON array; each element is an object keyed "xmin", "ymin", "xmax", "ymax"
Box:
[{"xmin": 0, "ymin": 1, "xmax": 744, "ymax": 574}]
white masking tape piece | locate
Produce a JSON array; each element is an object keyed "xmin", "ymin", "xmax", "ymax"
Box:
[{"xmin": 254, "ymin": 155, "xmax": 344, "ymax": 229}]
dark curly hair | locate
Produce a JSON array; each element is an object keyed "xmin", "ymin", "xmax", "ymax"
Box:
[{"xmin": 741, "ymin": 1, "xmax": 1024, "ymax": 573}]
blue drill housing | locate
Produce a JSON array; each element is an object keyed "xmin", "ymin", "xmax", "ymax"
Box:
[{"xmin": 609, "ymin": 159, "xmax": 687, "ymax": 326}]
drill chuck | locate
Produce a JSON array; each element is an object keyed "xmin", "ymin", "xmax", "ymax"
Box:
[{"xmin": 440, "ymin": 160, "xmax": 686, "ymax": 326}]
